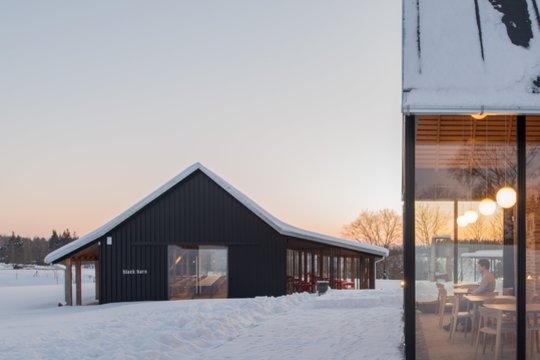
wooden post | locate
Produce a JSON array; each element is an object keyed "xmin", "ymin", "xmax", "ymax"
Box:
[
  {"xmin": 310, "ymin": 251, "xmax": 315, "ymax": 289},
  {"xmin": 329, "ymin": 250, "xmax": 335, "ymax": 288},
  {"xmin": 76, "ymin": 260, "xmax": 82, "ymax": 306},
  {"xmin": 317, "ymin": 250, "xmax": 324, "ymax": 280},
  {"xmin": 65, "ymin": 258, "xmax": 72, "ymax": 306},
  {"xmin": 352, "ymin": 257, "xmax": 357, "ymax": 289},
  {"xmin": 303, "ymin": 251, "xmax": 307, "ymax": 282},
  {"xmin": 369, "ymin": 257, "xmax": 376, "ymax": 289},
  {"xmin": 344, "ymin": 257, "xmax": 348, "ymax": 281},
  {"xmin": 95, "ymin": 261, "xmax": 100, "ymax": 300}
]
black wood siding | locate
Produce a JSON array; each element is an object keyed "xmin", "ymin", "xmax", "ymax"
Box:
[{"xmin": 99, "ymin": 170, "xmax": 287, "ymax": 304}]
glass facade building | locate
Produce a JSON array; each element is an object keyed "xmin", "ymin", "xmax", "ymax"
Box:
[{"xmin": 403, "ymin": 115, "xmax": 540, "ymax": 359}]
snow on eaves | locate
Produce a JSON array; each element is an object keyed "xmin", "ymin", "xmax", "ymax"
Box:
[
  {"xmin": 45, "ymin": 163, "xmax": 388, "ymax": 264},
  {"xmin": 403, "ymin": 0, "xmax": 540, "ymax": 114}
]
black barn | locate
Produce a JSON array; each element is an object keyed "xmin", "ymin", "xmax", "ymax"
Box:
[{"xmin": 45, "ymin": 163, "xmax": 387, "ymax": 305}]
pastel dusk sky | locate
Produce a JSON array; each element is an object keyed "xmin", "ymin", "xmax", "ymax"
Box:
[{"xmin": 1, "ymin": 1, "xmax": 402, "ymax": 239}]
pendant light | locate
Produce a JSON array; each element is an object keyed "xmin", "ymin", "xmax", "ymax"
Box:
[
  {"xmin": 479, "ymin": 198, "xmax": 497, "ymax": 215},
  {"xmin": 479, "ymin": 118, "xmax": 497, "ymax": 215},
  {"xmin": 457, "ymin": 215, "xmax": 469, "ymax": 227},
  {"xmin": 496, "ymin": 186, "xmax": 517, "ymax": 209},
  {"xmin": 496, "ymin": 116, "xmax": 517, "ymax": 209},
  {"xmin": 464, "ymin": 209, "xmax": 479, "ymax": 223}
]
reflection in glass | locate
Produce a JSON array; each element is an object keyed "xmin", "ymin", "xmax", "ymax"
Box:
[{"xmin": 414, "ymin": 116, "xmax": 516, "ymax": 359}]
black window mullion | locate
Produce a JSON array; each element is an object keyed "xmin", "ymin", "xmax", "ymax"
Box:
[
  {"xmin": 403, "ymin": 114, "xmax": 416, "ymax": 360},
  {"xmin": 516, "ymin": 114, "xmax": 526, "ymax": 360}
]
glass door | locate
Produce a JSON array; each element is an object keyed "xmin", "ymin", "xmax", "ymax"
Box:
[{"xmin": 168, "ymin": 245, "xmax": 228, "ymax": 300}]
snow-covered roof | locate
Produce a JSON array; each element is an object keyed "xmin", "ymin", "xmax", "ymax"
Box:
[
  {"xmin": 45, "ymin": 163, "xmax": 388, "ymax": 263},
  {"xmin": 403, "ymin": 0, "xmax": 540, "ymax": 114},
  {"xmin": 461, "ymin": 250, "xmax": 503, "ymax": 259}
]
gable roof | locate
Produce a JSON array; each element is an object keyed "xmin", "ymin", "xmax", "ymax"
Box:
[
  {"xmin": 403, "ymin": 0, "xmax": 540, "ymax": 114},
  {"xmin": 45, "ymin": 163, "xmax": 388, "ymax": 263}
]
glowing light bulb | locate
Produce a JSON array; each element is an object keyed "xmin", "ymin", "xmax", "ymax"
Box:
[
  {"xmin": 496, "ymin": 186, "xmax": 517, "ymax": 209},
  {"xmin": 464, "ymin": 210, "xmax": 478, "ymax": 223},
  {"xmin": 478, "ymin": 198, "xmax": 497, "ymax": 216},
  {"xmin": 457, "ymin": 216, "xmax": 468, "ymax": 227},
  {"xmin": 471, "ymin": 113, "xmax": 487, "ymax": 120}
]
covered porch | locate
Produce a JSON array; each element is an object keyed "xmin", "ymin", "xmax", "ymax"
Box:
[{"xmin": 60, "ymin": 243, "xmax": 100, "ymax": 306}]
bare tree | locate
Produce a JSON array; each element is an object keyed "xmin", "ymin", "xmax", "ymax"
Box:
[
  {"xmin": 461, "ymin": 210, "xmax": 503, "ymax": 242},
  {"xmin": 342, "ymin": 209, "xmax": 402, "ymax": 279},
  {"xmin": 461, "ymin": 215, "xmax": 485, "ymax": 241},
  {"xmin": 342, "ymin": 209, "xmax": 402, "ymax": 249},
  {"xmin": 415, "ymin": 203, "xmax": 451, "ymax": 247}
]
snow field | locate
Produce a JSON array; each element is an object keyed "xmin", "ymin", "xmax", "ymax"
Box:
[{"xmin": 0, "ymin": 267, "xmax": 403, "ymax": 360}]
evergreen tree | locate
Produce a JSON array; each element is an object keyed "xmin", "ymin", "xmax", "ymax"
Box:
[
  {"xmin": 48, "ymin": 230, "xmax": 61, "ymax": 252},
  {"xmin": 7, "ymin": 231, "xmax": 24, "ymax": 264}
]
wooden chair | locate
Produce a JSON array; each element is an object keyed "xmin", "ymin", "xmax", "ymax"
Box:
[
  {"xmin": 437, "ymin": 286, "xmax": 454, "ymax": 328},
  {"xmin": 503, "ymin": 287, "xmax": 514, "ymax": 296},
  {"xmin": 474, "ymin": 306, "xmax": 515, "ymax": 360},
  {"xmin": 449, "ymin": 294, "xmax": 473, "ymax": 342}
]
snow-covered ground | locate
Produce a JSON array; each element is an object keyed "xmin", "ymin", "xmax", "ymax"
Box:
[{"xmin": 0, "ymin": 264, "xmax": 403, "ymax": 360}]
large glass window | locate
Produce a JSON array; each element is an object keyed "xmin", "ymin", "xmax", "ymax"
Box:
[
  {"xmin": 168, "ymin": 245, "xmax": 228, "ymax": 299},
  {"xmin": 286, "ymin": 246, "xmax": 366, "ymax": 293},
  {"xmin": 414, "ymin": 115, "xmax": 516, "ymax": 359}
]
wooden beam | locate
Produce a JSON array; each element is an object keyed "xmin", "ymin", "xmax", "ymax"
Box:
[
  {"xmin": 64, "ymin": 259, "xmax": 72, "ymax": 306},
  {"xmin": 76, "ymin": 261, "xmax": 82, "ymax": 306}
]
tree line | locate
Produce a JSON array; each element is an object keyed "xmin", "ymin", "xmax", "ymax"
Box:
[
  {"xmin": 0, "ymin": 229, "xmax": 77, "ymax": 265},
  {"xmin": 342, "ymin": 206, "xmax": 506, "ymax": 280}
]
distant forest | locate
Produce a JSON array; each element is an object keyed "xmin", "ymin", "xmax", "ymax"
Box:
[{"xmin": 0, "ymin": 229, "xmax": 77, "ymax": 265}]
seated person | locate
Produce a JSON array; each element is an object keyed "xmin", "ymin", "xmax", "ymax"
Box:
[
  {"xmin": 443, "ymin": 258, "xmax": 495, "ymax": 331},
  {"xmin": 471, "ymin": 258, "xmax": 495, "ymax": 295}
]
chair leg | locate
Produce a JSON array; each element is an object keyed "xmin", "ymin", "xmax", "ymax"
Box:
[
  {"xmin": 449, "ymin": 316, "xmax": 457, "ymax": 342},
  {"xmin": 474, "ymin": 331, "xmax": 482, "ymax": 359}
]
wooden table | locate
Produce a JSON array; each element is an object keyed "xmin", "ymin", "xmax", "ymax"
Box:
[
  {"xmin": 454, "ymin": 288, "xmax": 471, "ymax": 295},
  {"xmin": 198, "ymin": 275, "xmax": 220, "ymax": 287},
  {"xmin": 484, "ymin": 303, "xmax": 540, "ymax": 312},
  {"xmin": 454, "ymin": 282, "xmax": 479, "ymax": 288}
]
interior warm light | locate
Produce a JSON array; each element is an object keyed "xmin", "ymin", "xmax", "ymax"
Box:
[
  {"xmin": 496, "ymin": 186, "xmax": 517, "ymax": 209},
  {"xmin": 175, "ymin": 256, "xmax": 182, "ymax": 265},
  {"xmin": 527, "ymin": 275, "xmax": 533, "ymax": 280},
  {"xmin": 478, "ymin": 198, "xmax": 497, "ymax": 216},
  {"xmin": 464, "ymin": 210, "xmax": 478, "ymax": 223},
  {"xmin": 471, "ymin": 113, "xmax": 488, "ymax": 120},
  {"xmin": 457, "ymin": 216, "xmax": 469, "ymax": 227},
  {"xmin": 400, "ymin": 280, "xmax": 405, "ymax": 288}
]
